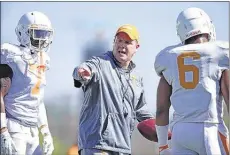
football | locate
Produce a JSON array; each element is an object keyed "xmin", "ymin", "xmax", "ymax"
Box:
[{"xmin": 137, "ymin": 118, "xmax": 172, "ymax": 142}]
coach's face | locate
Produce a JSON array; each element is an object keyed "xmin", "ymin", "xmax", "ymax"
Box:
[{"xmin": 113, "ymin": 32, "xmax": 139, "ymax": 68}]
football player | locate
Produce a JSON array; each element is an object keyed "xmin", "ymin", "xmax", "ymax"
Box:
[
  {"xmin": 154, "ymin": 7, "xmax": 229, "ymax": 155},
  {"xmin": 0, "ymin": 11, "xmax": 54, "ymax": 155}
]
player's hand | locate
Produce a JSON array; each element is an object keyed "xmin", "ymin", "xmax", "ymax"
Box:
[
  {"xmin": 40, "ymin": 126, "xmax": 54, "ymax": 155},
  {"xmin": 78, "ymin": 67, "xmax": 91, "ymax": 80},
  {"xmin": 159, "ymin": 145, "xmax": 171, "ymax": 155},
  {"xmin": 43, "ymin": 134, "xmax": 54, "ymax": 155},
  {"xmin": 0, "ymin": 129, "xmax": 17, "ymax": 155}
]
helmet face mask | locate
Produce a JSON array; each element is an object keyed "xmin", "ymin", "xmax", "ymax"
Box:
[
  {"xmin": 29, "ymin": 26, "xmax": 53, "ymax": 49},
  {"xmin": 176, "ymin": 7, "xmax": 216, "ymax": 44},
  {"xmin": 15, "ymin": 11, "xmax": 54, "ymax": 52}
]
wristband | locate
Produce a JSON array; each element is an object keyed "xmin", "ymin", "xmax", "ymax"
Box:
[
  {"xmin": 0, "ymin": 113, "xmax": 7, "ymax": 128},
  {"xmin": 155, "ymin": 124, "xmax": 169, "ymax": 146}
]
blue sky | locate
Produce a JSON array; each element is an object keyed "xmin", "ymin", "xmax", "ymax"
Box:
[{"xmin": 1, "ymin": 2, "xmax": 229, "ymax": 113}]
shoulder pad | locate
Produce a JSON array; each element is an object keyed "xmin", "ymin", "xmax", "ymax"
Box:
[
  {"xmin": 215, "ymin": 41, "xmax": 229, "ymax": 49},
  {"xmin": 1, "ymin": 43, "xmax": 24, "ymax": 56},
  {"xmin": 160, "ymin": 43, "xmax": 181, "ymax": 54}
]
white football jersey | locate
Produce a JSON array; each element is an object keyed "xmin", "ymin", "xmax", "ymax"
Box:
[
  {"xmin": 1, "ymin": 43, "xmax": 50, "ymax": 127},
  {"xmin": 154, "ymin": 41, "xmax": 229, "ymax": 125}
]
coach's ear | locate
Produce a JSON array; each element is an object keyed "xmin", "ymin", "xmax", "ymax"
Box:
[{"xmin": 74, "ymin": 79, "xmax": 82, "ymax": 88}]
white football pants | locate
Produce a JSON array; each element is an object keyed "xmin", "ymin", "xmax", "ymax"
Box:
[
  {"xmin": 7, "ymin": 119, "xmax": 42, "ymax": 155},
  {"xmin": 171, "ymin": 122, "xmax": 229, "ymax": 155}
]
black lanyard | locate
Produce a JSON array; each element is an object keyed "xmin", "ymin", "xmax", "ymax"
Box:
[
  {"xmin": 114, "ymin": 67, "xmax": 131, "ymax": 103},
  {"xmin": 108, "ymin": 52, "xmax": 135, "ymax": 117}
]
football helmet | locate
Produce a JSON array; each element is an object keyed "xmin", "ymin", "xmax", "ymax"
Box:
[
  {"xmin": 15, "ymin": 11, "xmax": 54, "ymax": 52},
  {"xmin": 176, "ymin": 7, "xmax": 216, "ymax": 44}
]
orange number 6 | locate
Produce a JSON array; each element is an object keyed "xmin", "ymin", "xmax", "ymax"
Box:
[{"xmin": 177, "ymin": 51, "xmax": 200, "ymax": 89}]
